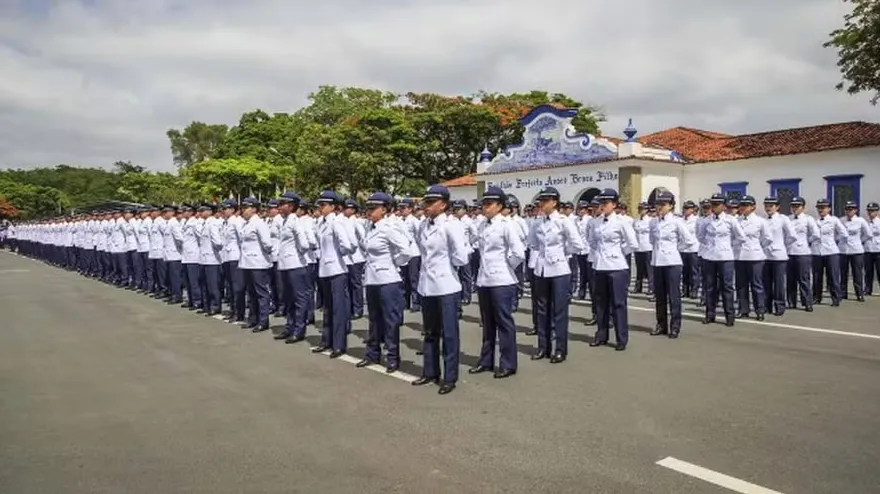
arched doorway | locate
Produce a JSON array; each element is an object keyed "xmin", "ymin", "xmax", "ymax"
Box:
[
  {"xmin": 647, "ymin": 187, "xmax": 670, "ymax": 205},
  {"xmin": 577, "ymin": 187, "xmax": 602, "ymax": 204}
]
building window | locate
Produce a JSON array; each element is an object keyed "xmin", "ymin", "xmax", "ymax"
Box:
[
  {"xmin": 767, "ymin": 178, "xmax": 801, "ymax": 213},
  {"xmin": 824, "ymin": 174, "xmax": 863, "ymax": 217},
  {"xmin": 719, "ymin": 181, "xmax": 748, "ymax": 200}
]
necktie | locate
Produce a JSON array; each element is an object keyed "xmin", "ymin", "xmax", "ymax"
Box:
[
  {"xmin": 794, "ymin": 215, "xmax": 799, "ymax": 220},
  {"xmin": 429, "ymin": 219, "xmax": 435, "ymax": 226}
]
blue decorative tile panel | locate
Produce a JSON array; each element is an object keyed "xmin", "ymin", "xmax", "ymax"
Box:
[{"xmin": 485, "ymin": 106, "xmax": 617, "ymax": 174}]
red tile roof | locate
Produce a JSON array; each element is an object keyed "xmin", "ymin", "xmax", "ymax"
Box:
[
  {"xmin": 639, "ymin": 122, "xmax": 880, "ymax": 163},
  {"xmin": 441, "ymin": 174, "xmax": 477, "ymax": 187}
]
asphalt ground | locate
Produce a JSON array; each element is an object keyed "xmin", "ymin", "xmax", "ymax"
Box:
[{"xmin": 1, "ymin": 251, "xmax": 879, "ymax": 493}]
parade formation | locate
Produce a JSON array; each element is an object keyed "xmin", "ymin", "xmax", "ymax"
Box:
[{"xmin": 3, "ymin": 186, "xmax": 880, "ymax": 395}]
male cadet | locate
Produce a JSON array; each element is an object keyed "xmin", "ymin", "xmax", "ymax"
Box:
[
  {"xmin": 840, "ymin": 201, "xmax": 871, "ymax": 301},
  {"xmin": 238, "ymin": 197, "xmax": 274, "ymax": 332},
  {"xmin": 812, "ymin": 198, "xmax": 846, "ymax": 306},
  {"xmin": 679, "ymin": 200, "xmax": 701, "ymax": 299},
  {"xmin": 528, "ymin": 187, "xmax": 584, "ymax": 362},
  {"xmin": 468, "ymin": 186, "xmax": 525, "ymax": 379},
  {"xmin": 396, "ymin": 198, "xmax": 422, "ymax": 312},
  {"xmin": 735, "ymin": 196, "xmax": 771, "ymax": 321},
  {"xmin": 221, "ymin": 199, "xmax": 246, "ymax": 323},
  {"xmin": 122, "ymin": 208, "xmax": 138, "ymax": 288},
  {"xmin": 133, "ymin": 206, "xmax": 152, "ymax": 292},
  {"xmin": 310, "ymin": 191, "xmax": 357, "ymax": 358},
  {"xmin": 588, "ymin": 189, "xmax": 638, "ymax": 351},
  {"xmin": 148, "ymin": 206, "xmax": 166, "ymax": 297},
  {"xmin": 342, "ymin": 199, "xmax": 366, "ymax": 320},
  {"xmin": 697, "ymin": 193, "xmax": 744, "ymax": 326},
  {"xmin": 649, "ymin": 191, "xmax": 696, "ymax": 338},
  {"xmin": 786, "ymin": 197, "xmax": 818, "ymax": 310},
  {"xmin": 411, "ymin": 185, "xmax": 470, "ymax": 395},
  {"xmin": 865, "ymin": 202, "xmax": 880, "ymax": 296},
  {"xmin": 450, "ymin": 199, "xmax": 476, "ymax": 309},
  {"xmin": 197, "ymin": 203, "xmax": 224, "ymax": 315},
  {"xmin": 180, "ymin": 204, "xmax": 203, "ymax": 310},
  {"xmin": 574, "ymin": 201, "xmax": 592, "ymax": 300},
  {"xmin": 275, "ymin": 192, "xmax": 315, "ymax": 343},
  {"xmin": 161, "ymin": 205, "xmax": 185, "ymax": 304},
  {"xmin": 761, "ymin": 196, "xmax": 794, "ymax": 316},
  {"xmin": 265, "ymin": 199, "xmax": 284, "ymax": 317}
]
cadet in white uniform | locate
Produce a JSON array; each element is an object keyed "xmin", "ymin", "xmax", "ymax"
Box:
[
  {"xmin": 812, "ymin": 198, "xmax": 846, "ymax": 306},
  {"xmin": 839, "ymin": 201, "xmax": 871, "ymax": 301},
  {"xmin": 265, "ymin": 200, "xmax": 284, "ymax": 317},
  {"xmin": 238, "ymin": 197, "xmax": 273, "ymax": 332},
  {"xmin": 412, "ymin": 185, "xmax": 470, "ymax": 395},
  {"xmin": 649, "ymin": 191, "xmax": 695, "ymax": 338},
  {"xmin": 275, "ymin": 192, "xmax": 315, "ymax": 344},
  {"xmin": 197, "ymin": 203, "xmax": 224, "ymax": 315},
  {"xmin": 865, "ymin": 202, "xmax": 880, "ymax": 295},
  {"xmin": 161, "ymin": 205, "xmax": 184, "ymax": 303},
  {"xmin": 761, "ymin": 196, "xmax": 794, "ymax": 316},
  {"xmin": 342, "ymin": 199, "xmax": 367, "ymax": 320},
  {"xmin": 680, "ymin": 200, "xmax": 701, "ymax": 299},
  {"xmin": 735, "ymin": 196, "xmax": 771, "ymax": 321},
  {"xmin": 180, "ymin": 204, "xmax": 203, "ymax": 310},
  {"xmin": 468, "ymin": 186, "xmax": 525, "ymax": 378},
  {"xmin": 356, "ymin": 192, "xmax": 412, "ymax": 373},
  {"xmin": 221, "ymin": 200, "xmax": 246, "ymax": 323},
  {"xmin": 632, "ymin": 202, "xmax": 654, "ymax": 295},
  {"xmin": 786, "ymin": 196, "xmax": 819, "ymax": 311},
  {"xmin": 697, "ymin": 193, "xmax": 744, "ymax": 326}
]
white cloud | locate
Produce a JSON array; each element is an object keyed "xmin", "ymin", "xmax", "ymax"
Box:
[{"xmin": 0, "ymin": 0, "xmax": 876, "ymax": 171}]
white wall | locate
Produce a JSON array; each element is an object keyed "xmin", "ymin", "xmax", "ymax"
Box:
[
  {"xmin": 641, "ymin": 161, "xmax": 685, "ymax": 205},
  {"xmin": 448, "ymin": 185, "xmax": 477, "ymax": 202},
  {"xmin": 682, "ymin": 147, "xmax": 880, "ymax": 207}
]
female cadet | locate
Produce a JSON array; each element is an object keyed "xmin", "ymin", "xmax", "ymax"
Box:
[
  {"xmin": 812, "ymin": 198, "xmax": 846, "ymax": 306},
  {"xmin": 866, "ymin": 203, "xmax": 880, "ymax": 296},
  {"xmin": 356, "ymin": 192, "xmax": 412, "ymax": 373},
  {"xmin": 412, "ymin": 185, "xmax": 470, "ymax": 395},
  {"xmin": 632, "ymin": 202, "xmax": 654, "ymax": 295},
  {"xmin": 697, "ymin": 193, "xmax": 744, "ymax": 326},
  {"xmin": 735, "ymin": 196, "xmax": 771, "ymax": 321},
  {"xmin": 527, "ymin": 186, "xmax": 584, "ymax": 363},
  {"xmin": 311, "ymin": 191, "xmax": 357, "ymax": 359},
  {"xmin": 786, "ymin": 196, "xmax": 819, "ymax": 311},
  {"xmin": 839, "ymin": 201, "xmax": 871, "ymax": 301},
  {"xmin": 275, "ymin": 192, "xmax": 315, "ymax": 344},
  {"xmin": 468, "ymin": 186, "xmax": 525, "ymax": 379},
  {"xmin": 588, "ymin": 188, "xmax": 638, "ymax": 351},
  {"xmin": 238, "ymin": 197, "xmax": 273, "ymax": 332},
  {"xmin": 197, "ymin": 203, "xmax": 224, "ymax": 316},
  {"xmin": 221, "ymin": 200, "xmax": 246, "ymax": 323},
  {"xmin": 648, "ymin": 190, "xmax": 695, "ymax": 338}
]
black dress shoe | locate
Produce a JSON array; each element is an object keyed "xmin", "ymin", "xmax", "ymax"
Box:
[
  {"xmin": 468, "ymin": 365, "xmax": 493, "ymax": 374},
  {"xmin": 857, "ymin": 296, "xmax": 865, "ymax": 302},
  {"xmin": 251, "ymin": 325, "xmax": 269, "ymax": 333},
  {"xmin": 284, "ymin": 335, "xmax": 305, "ymax": 344},
  {"xmin": 311, "ymin": 345, "xmax": 330, "ymax": 353},
  {"xmin": 329, "ymin": 350, "xmax": 345, "ymax": 359},
  {"xmin": 525, "ymin": 329, "xmax": 537, "ymax": 336},
  {"xmin": 589, "ymin": 340, "xmax": 607, "ymax": 347},
  {"xmin": 804, "ymin": 306, "xmax": 813, "ymax": 312},
  {"xmin": 550, "ymin": 353, "xmax": 566, "ymax": 363},
  {"xmin": 724, "ymin": 317, "xmax": 735, "ymax": 327},
  {"xmin": 772, "ymin": 311, "xmax": 784, "ymax": 317},
  {"xmin": 412, "ymin": 376, "xmax": 438, "ymax": 386},
  {"xmin": 245, "ymin": 322, "xmax": 258, "ymax": 329},
  {"xmin": 493, "ymin": 369, "xmax": 516, "ymax": 379},
  {"xmin": 273, "ymin": 332, "xmax": 292, "ymax": 340},
  {"xmin": 831, "ymin": 301, "xmax": 840, "ymax": 307},
  {"xmin": 614, "ymin": 343, "xmax": 627, "ymax": 351},
  {"xmin": 386, "ymin": 365, "xmax": 398, "ymax": 374},
  {"xmin": 668, "ymin": 330, "xmax": 680, "ymax": 339},
  {"xmin": 584, "ymin": 318, "xmax": 597, "ymax": 326},
  {"xmin": 356, "ymin": 358, "xmax": 377, "ymax": 368},
  {"xmin": 531, "ymin": 350, "xmax": 547, "ymax": 361},
  {"xmin": 756, "ymin": 314, "xmax": 765, "ymax": 321},
  {"xmin": 438, "ymin": 382, "xmax": 456, "ymax": 395},
  {"xmin": 415, "ymin": 350, "xmax": 424, "ymax": 356},
  {"xmin": 650, "ymin": 327, "xmax": 668, "ymax": 336},
  {"xmin": 702, "ymin": 317, "xmax": 715, "ymax": 324}
]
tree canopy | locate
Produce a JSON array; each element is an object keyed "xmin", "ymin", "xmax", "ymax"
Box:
[
  {"xmin": 0, "ymin": 86, "xmax": 604, "ymax": 219},
  {"xmin": 825, "ymin": 0, "xmax": 880, "ymax": 105}
]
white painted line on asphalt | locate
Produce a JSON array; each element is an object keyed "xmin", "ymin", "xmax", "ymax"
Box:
[
  {"xmin": 657, "ymin": 457, "xmax": 785, "ymax": 494},
  {"xmin": 522, "ymin": 293, "xmax": 880, "ymax": 341},
  {"xmin": 0, "ymin": 269, "xmax": 30, "ymax": 274},
  {"xmin": 318, "ymin": 349, "xmax": 419, "ymax": 383}
]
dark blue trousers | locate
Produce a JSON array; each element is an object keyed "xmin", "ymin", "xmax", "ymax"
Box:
[
  {"xmin": 132, "ymin": 251, "xmax": 145, "ymax": 289},
  {"xmin": 313, "ymin": 263, "xmax": 323, "ymax": 311},
  {"xmin": 348, "ymin": 262, "xmax": 365, "ymax": 317},
  {"xmin": 154, "ymin": 259, "xmax": 167, "ymax": 294},
  {"xmin": 576, "ymin": 255, "xmax": 590, "ymax": 298},
  {"xmin": 202, "ymin": 264, "xmax": 221, "ymax": 311},
  {"xmin": 280, "ymin": 267, "xmax": 310, "ymax": 337},
  {"xmin": 840, "ymin": 253, "xmax": 865, "ymax": 298},
  {"xmin": 144, "ymin": 256, "xmax": 155, "ymax": 292},
  {"xmin": 184, "ymin": 263, "xmax": 202, "ymax": 308},
  {"xmin": 420, "ymin": 292, "xmax": 460, "ymax": 383},
  {"xmin": 763, "ymin": 260, "xmax": 786, "ymax": 314},
  {"xmin": 166, "ymin": 260, "xmax": 183, "ymax": 301},
  {"xmin": 365, "ymin": 282, "xmax": 404, "ymax": 364},
  {"xmin": 477, "ymin": 284, "xmax": 518, "ymax": 371},
  {"xmin": 704, "ymin": 260, "xmax": 735, "ymax": 319},
  {"xmin": 402, "ymin": 257, "xmax": 422, "ymax": 310},
  {"xmin": 786, "ymin": 255, "xmax": 813, "ymax": 308},
  {"xmin": 812, "ymin": 254, "xmax": 842, "ymax": 304},
  {"xmin": 269, "ymin": 263, "xmax": 281, "ymax": 312},
  {"xmin": 568, "ymin": 257, "xmax": 579, "ymax": 294},
  {"xmin": 319, "ymin": 273, "xmax": 350, "ymax": 352},
  {"xmin": 681, "ymin": 252, "xmax": 700, "ymax": 298},
  {"xmin": 469, "ymin": 252, "xmax": 480, "ymax": 292},
  {"xmin": 866, "ymin": 252, "xmax": 880, "ymax": 295},
  {"xmin": 306, "ymin": 263, "xmax": 317, "ymax": 323},
  {"xmin": 653, "ymin": 265, "xmax": 682, "ymax": 332},
  {"xmin": 594, "ymin": 269, "xmax": 630, "ymax": 345},
  {"xmin": 735, "ymin": 260, "xmax": 766, "ymax": 316},
  {"xmin": 243, "ymin": 268, "xmax": 271, "ymax": 327},
  {"xmin": 458, "ymin": 263, "xmax": 473, "ymax": 304},
  {"xmin": 634, "ymin": 251, "xmax": 653, "ymax": 293},
  {"xmin": 533, "ymin": 274, "xmax": 571, "ymax": 355},
  {"xmin": 224, "ymin": 261, "xmax": 246, "ymax": 320}
]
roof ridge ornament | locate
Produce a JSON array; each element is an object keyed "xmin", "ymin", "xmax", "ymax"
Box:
[{"xmin": 624, "ymin": 118, "xmax": 637, "ymax": 142}]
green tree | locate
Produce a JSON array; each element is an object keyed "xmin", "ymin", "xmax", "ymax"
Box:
[
  {"xmin": 825, "ymin": 0, "xmax": 880, "ymax": 104},
  {"xmin": 183, "ymin": 157, "xmax": 291, "ymax": 201},
  {"xmin": 0, "ymin": 180, "xmax": 70, "ymax": 218},
  {"xmin": 166, "ymin": 122, "xmax": 229, "ymax": 169}
]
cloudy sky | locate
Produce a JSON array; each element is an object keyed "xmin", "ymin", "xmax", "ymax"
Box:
[{"xmin": 0, "ymin": 0, "xmax": 876, "ymax": 171}]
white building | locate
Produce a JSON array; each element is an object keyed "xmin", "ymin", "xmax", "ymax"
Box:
[{"xmin": 443, "ymin": 105, "xmax": 880, "ymax": 216}]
